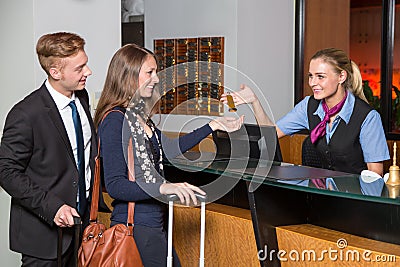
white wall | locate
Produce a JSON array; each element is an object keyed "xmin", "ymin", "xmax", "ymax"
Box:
[
  {"xmin": 0, "ymin": 0, "xmax": 295, "ymax": 264},
  {"xmin": 0, "ymin": 1, "xmax": 120, "ymax": 265},
  {"xmin": 145, "ymin": 0, "xmax": 294, "ymax": 131},
  {"xmin": 237, "ymin": 0, "xmax": 294, "ymax": 122},
  {"xmin": 0, "ymin": 1, "xmax": 36, "ymax": 138},
  {"xmin": 145, "ymin": 0, "xmax": 238, "ymax": 67},
  {"xmin": 32, "ymin": 0, "xmax": 121, "ymax": 106},
  {"xmin": 145, "ymin": 0, "xmax": 240, "ymax": 131},
  {"xmin": 0, "ymin": 1, "xmax": 121, "ymax": 135},
  {"xmin": 0, "ymin": 2, "xmax": 36, "ymax": 265}
]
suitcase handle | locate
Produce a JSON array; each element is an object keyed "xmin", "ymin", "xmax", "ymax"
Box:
[
  {"xmin": 167, "ymin": 193, "xmax": 207, "ymax": 267},
  {"xmin": 73, "ymin": 216, "xmax": 82, "ymax": 225},
  {"xmin": 167, "ymin": 192, "xmax": 207, "ymax": 203},
  {"xmin": 57, "ymin": 216, "xmax": 82, "ymax": 267}
]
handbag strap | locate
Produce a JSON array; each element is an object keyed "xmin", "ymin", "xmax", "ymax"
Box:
[
  {"xmin": 127, "ymin": 137, "xmax": 136, "ymax": 233},
  {"xmin": 89, "ymin": 109, "xmax": 136, "ymax": 233}
]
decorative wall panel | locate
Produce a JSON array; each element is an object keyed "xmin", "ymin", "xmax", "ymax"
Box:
[{"xmin": 154, "ymin": 37, "xmax": 224, "ymax": 115}]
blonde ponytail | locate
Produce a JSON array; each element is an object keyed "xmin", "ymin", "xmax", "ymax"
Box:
[{"xmin": 349, "ymin": 61, "xmax": 368, "ymax": 103}]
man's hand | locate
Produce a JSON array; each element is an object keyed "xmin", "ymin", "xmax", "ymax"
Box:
[{"xmin": 54, "ymin": 204, "xmax": 80, "ymax": 227}]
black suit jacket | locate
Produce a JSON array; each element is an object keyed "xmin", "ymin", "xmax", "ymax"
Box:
[{"xmin": 0, "ymin": 83, "xmax": 105, "ymax": 259}]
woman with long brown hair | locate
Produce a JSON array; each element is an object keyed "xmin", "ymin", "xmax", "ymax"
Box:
[{"xmin": 94, "ymin": 43, "xmax": 243, "ymax": 266}]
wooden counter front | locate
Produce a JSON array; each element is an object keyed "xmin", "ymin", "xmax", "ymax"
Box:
[
  {"xmin": 172, "ymin": 203, "xmax": 259, "ymax": 266},
  {"xmin": 276, "ymin": 224, "xmax": 400, "ymax": 267},
  {"xmin": 98, "ymin": 193, "xmax": 259, "ymax": 266}
]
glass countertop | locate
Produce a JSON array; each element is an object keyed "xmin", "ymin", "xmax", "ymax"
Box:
[{"xmin": 166, "ymin": 152, "xmax": 400, "ymax": 206}]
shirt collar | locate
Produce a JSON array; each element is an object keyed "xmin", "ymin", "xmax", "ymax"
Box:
[
  {"xmin": 313, "ymin": 91, "xmax": 354, "ymax": 124},
  {"xmin": 45, "ymin": 80, "xmax": 76, "ymax": 110}
]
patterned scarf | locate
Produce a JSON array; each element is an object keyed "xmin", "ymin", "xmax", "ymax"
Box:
[
  {"xmin": 124, "ymin": 99, "xmax": 164, "ymax": 183},
  {"xmin": 310, "ymin": 91, "xmax": 348, "ymax": 144}
]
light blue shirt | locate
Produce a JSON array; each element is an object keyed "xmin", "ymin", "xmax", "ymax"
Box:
[{"xmin": 276, "ymin": 92, "xmax": 390, "ymax": 163}]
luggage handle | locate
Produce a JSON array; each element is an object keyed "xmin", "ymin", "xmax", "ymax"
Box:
[
  {"xmin": 73, "ymin": 216, "xmax": 82, "ymax": 225},
  {"xmin": 57, "ymin": 215, "xmax": 82, "ymax": 267},
  {"xmin": 167, "ymin": 192, "xmax": 207, "ymax": 203},
  {"xmin": 167, "ymin": 193, "xmax": 207, "ymax": 267}
]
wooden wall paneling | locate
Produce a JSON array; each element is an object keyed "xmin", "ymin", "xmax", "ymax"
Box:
[
  {"xmin": 279, "ymin": 134, "xmax": 308, "ymax": 165},
  {"xmin": 303, "ymin": 0, "xmax": 351, "ymax": 97},
  {"xmin": 198, "ymin": 37, "xmax": 212, "ymax": 115},
  {"xmin": 165, "ymin": 39, "xmax": 176, "ymax": 114},
  {"xmin": 187, "ymin": 38, "xmax": 199, "ymax": 115},
  {"xmin": 154, "ymin": 37, "xmax": 224, "ymax": 115},
  {"xmin": 210, "ymin": 37, "xmax": 225, "ymax": 115},
  {"xmin": 154, "ymin": 39, "xmax": 167, "ymax": 113},
  {"xmin": 175, "ymin": 38, "xmax": 189, "ymax": 114}
]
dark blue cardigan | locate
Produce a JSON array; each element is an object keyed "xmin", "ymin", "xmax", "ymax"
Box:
[{"xmin": 98, "ymin": 108, "xmax": 212, "ymax": 227}]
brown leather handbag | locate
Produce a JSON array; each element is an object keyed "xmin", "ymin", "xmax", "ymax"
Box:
[{"xmin": 78, "ymin": 110, "xmax": 143, "ymax": 267}]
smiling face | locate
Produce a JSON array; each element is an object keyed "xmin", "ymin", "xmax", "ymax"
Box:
[
  {"xmin": 308, "ymin": 58, "xmax": 346, "ymax": 107},
  {"xmin": 49, "ymin": 50, "xmax": 92, "ymax": 98},
  {"xmin": 138, "ymin": 55, "xmax": 159, "ymax": 98}
]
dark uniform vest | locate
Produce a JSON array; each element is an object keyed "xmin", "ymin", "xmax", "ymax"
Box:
[{"xmin": 307, "ymin": 95, "xmax": 372, "ymax": 174}]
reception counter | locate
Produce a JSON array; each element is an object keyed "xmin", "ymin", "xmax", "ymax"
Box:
[{"xmin": 164, "ymin": 152, "xmax": 400, "ymax": 266}]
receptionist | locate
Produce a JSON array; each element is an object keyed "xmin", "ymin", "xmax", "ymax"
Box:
[{"xmin": 222, "ymin": 48, "xmax": 390, "ymax": 176}]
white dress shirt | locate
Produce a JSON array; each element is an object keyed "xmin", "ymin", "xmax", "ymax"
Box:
[{"xmin": 46, "ymin": 80, "xmax": 92, "ymax": 199}]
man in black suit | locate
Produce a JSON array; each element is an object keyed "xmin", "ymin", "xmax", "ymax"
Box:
[{"xmin": 0, "ymin": 32, "xmax": 98, "ymax": 266}]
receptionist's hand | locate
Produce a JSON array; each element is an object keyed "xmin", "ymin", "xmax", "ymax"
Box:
[
  {"xmin": 220, "ymin": 84, "xmax": 258, "ymax": 106},
  {"xmin": 209, "ymin": 115, "xmax": 244, "ymax": 132}
]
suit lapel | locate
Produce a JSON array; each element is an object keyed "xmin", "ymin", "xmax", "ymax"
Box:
[{"xmin": 39, "ymin": 85, "xmax": 76, "ymax": 165}]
